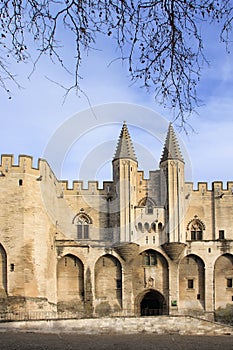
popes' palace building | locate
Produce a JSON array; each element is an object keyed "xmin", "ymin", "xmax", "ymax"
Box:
[{"xmin": 0, "ymin": 122, "xmax": 233, "ymax": 321}]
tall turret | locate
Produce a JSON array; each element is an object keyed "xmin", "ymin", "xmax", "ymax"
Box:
[
  {"xmin": 112, "ymin": 122, "xmax": 138, "ymax": 242},
  {"xmin": 160, "ymin": 123, "xmax": 185, "ymax": 245}
]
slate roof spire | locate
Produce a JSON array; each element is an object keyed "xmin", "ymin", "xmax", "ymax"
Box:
[
  {"xmin": 160, "ymin": 123, "xmax": 184, "ymax": 163},
  {"xmin": 113, "ymin": 122, "xmax": 137, "ymax": 162}
]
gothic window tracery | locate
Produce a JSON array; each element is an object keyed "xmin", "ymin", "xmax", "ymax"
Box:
[
  {"xmin": 187, "ymin": 217, "xmax": 205, "ymax": 241},
  {"xmin": 73, "ymin": 213, "xmax": 92, "ymax": 240},
  {"xmin": 138, "ymin": 197, "xmax": 156, "ymax": 215}
]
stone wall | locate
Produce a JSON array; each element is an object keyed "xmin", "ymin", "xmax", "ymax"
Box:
[{"xmin": 0, "ymin": 316, "xmax": 233, "ymax": 335}]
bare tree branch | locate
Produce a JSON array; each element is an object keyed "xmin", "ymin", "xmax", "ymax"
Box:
[{"xmin": 0, "ymin": 0, "xmax": 233, "ymax": 125}]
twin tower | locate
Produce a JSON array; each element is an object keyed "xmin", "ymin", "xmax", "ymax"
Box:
[{"xmin": 111, "ymin": 122, "xmax": 186, "ymax": 258}]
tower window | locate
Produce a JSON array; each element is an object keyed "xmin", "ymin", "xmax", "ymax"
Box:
[
  {"xmin": 151, "ymin": 222, "xmax": 156, "ymax": 232},
  {"xmin": 147, "ymin": 206, "xmax": 153, "ymax": 214},
  {"xmin": 158, "ymin": 222, "xmax": 163, "ymax": 233},
  {"xmin": 77, "ymin": 223, "xmax": 89, "ymax": 239},
  {"xmin": 144, "ymin": 252, "xmax": 157, "ymax": 266},
  {"xmin": 19, "ymin": 179, "xmax": 23, "ymax": 186},
  {"xmin": 189, "ymin": 218, "xmax": 204, "ymax": 241},
  {"xmin": 188, "ymin": 279, "xmax": 194, "ymax": 289},
  {"xmin": 219, "ymin": 230, "xmax": 225, "ymax": 240},
  {"xmin": 138, "ymin": 222, "xmax": 143, "ymax": 232},
  {"xmin": 227, "ymin": 278, "xmax": 233, "ymax": 288},
  {"xmin": 75, "ymin": 213, "xmax": 91, "ymax": 240}
]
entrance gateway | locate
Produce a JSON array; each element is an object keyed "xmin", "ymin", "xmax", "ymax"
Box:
[{"xmin": 140, "ymin": 290, "xmax": 166, "ymax": 316}]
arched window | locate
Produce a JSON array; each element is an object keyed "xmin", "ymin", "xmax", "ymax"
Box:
[
  {"xmin": 144, "ymin": 222, "xmax": 150, "ymax": 232},
  {"xmin": 74, "ymin": 213, "xmax": 92, "ymax": 240},
  {"xmin": 138, "ymin": 197, "xmax": 156, "ymax": 214},
  {"xmin": 143, "ymin": 250, "xmax": 157, "ymax": 266},
  {"xmin": 158, "ymin": 222, "xmax": 163, "ymax": 233},
  {"xmin": 147, "ymin": 205, "xmax": 153, "ymax": 215},
  {"xmin": 138, "ymin": 222, "xmax": 143, "ymax": 232},
  {"xmin": 187, "ymin": 218, "xmax": 205, "ymax": 241},
  {"xmin": 151, "ymin": 222, "xmax": 156, "ymax": 232}
]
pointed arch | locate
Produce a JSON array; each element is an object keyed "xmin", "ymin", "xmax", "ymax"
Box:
[
  {"xmin": 179, "ymin": 254, "xmax": 205, "ymax": 313},
  {"xmin": 214, "ymin": 253, "xmax": 233, "ymax": 309},
  {"xmin": 151, "ymin": 222, "xmax": 156, "ymax": 232},
  {"xmin": 136, "ymin": 289, "xmax": 167, "ymax": 316},
  {"xmin": 138, "ymin": 197, "xmax": 156, "ymax": 207},
  {"xmin": 57, "ymin": 254, "xmax": 84, "ymax": 311},
  {"xmin": 138, "ymin": 197, "xmax": 156, "ymax": 215},
  {"xmin": 138, "ymin": 222, "xmax": 143, "ymax": 232},
  {"xmin": 158, "ymin": 222, "xmax": 163, "ymax": 233},
  {"xmin": 95, "ymin": 254, "xmax": 122, "ymax": 315},
  {"xmin": 0, "ymin": 244, "xmax": 7, "ymax": 295},
  {"xmin": 187, "ymin": 217, "xmax": 205, "ymax": 241},
  {"xmin": 72, "ymin": 212, "xmax": 92, "ymax": 224},
  {"xmin": 131, "ymin": 250, "xmax": 169, "ymax": 311},
  {"xmin": 73, "ymin": 212, "xmax": 92, "ymax": 240}
]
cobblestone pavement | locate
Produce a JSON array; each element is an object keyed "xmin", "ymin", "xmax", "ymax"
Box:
[{"xmin": 0, "ymin": 333, "xmax": 233, "ymax": 350}]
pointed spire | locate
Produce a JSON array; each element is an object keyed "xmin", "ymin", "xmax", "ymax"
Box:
[
  {"xmin": 160, "ymin": 123, "xmax": 184, "ymax": 163},
  {"xmin": 113, "ymin": 122, "xmax": 137, "ymax": 162}
]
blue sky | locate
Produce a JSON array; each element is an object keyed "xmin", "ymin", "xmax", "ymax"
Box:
[{"xmin": 1, "ymin": 25, "xmax": 233, "ymax": 188}]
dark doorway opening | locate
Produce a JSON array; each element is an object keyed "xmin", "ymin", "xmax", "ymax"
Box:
[{"xmin": 140, "ymin": 290, "xmax": 165, "ymax": 316}]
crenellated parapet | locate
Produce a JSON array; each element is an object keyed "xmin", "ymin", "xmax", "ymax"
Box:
[
  {"xmin": 185, "ymin": 181, "xmax": 233, "ymax": 196},
  {"xmin": 0, "ymin": 154, "xmax": 114, "ymax": 196},
  {"xmin": 0, "ymin": 154, "xmax": 49, "ymax": 177},
  {"xmin": 61, "ymin": 180, "xmax": 114, "ymax": 197}
]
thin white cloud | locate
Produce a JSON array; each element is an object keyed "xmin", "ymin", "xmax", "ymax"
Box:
[{"xmin": 1, "ymin": 25, "xmax": 233, "ymax": 188}]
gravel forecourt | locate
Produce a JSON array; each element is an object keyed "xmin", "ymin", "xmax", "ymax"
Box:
[{"xmin": 0, "ymin": 333, "xmax": 233, "ymax": 350}]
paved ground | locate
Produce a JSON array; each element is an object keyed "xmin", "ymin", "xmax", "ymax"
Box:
[{"xmin": 0, "ymin": 333, "xmax": 233, "ymax": 350}]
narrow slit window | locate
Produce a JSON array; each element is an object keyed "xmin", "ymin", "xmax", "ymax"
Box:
[
  {"xmin": 188, "ymin": 279, "xmax": 194, "ymax": 289},
  {"xmin": 219, "ymin": 230, "xmax": 225, "ymax": 240},
  {"xmin": 227, "ymin": 278, "xmax": 233, "ymax": 288}
]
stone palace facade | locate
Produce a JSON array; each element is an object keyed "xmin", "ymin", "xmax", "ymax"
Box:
[{"xmin": 0, "ymin": 122, "xmax": 233, "ymax": 320}]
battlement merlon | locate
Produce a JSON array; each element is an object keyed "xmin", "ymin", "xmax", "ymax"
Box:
[
  {"xmin": 61, "ymin": 180, "xmax": 114, "ymax": 195},
  {"xmin": 0, "ymin": 154, "xmax": 115, "ymax": 194},
  {"xmin": 185, "ymin": 181, "xmax": 233, "ymax": 195},
  {"xmin": 0, "ymin": 154, "xmax": 47, "ymax": 177}
]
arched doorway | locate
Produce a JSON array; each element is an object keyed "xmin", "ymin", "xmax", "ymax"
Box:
[
  {"xmin": 95, "ymin": 254, "xmax": 122, "ymax": 316},
  {"xmin": 214, "ymin": 253, "xmax": 233, "ymax": 309},
  {"xmin": 140, "ymin": 290, "xmax": 165, "ymax": 316},
  {"xmin": 179, "ymin": 254, "xmax": 205, "ymax": 312},
  {"xmin": 57, "ymin": 254, "xmax": 84, "ymax": 313}
]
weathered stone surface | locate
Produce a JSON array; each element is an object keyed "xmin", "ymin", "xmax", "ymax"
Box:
[
  {"xmin": 113, "ymin": 242, "xmax": 139, "ymax": 262},
  {"xmin": 0, "ymin": 316, "xmax": 233, "ymax": 336},
  {"xmin": 161, "ymin": 242, "xmax": 186, "ymax": 261},
  {"xmin": 0, "ymin": 124, "xmax": 233, "ymax": 324}
]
